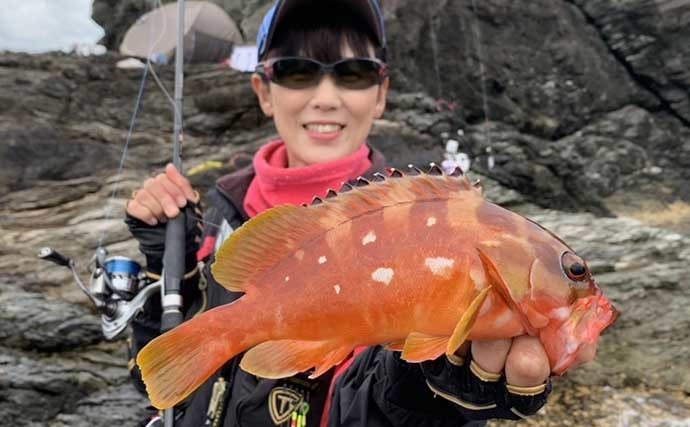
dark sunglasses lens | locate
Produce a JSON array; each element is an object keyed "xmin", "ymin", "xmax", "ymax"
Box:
[
  {"xmin": 333, "ymin": 59, "xmax": 382, "ymax": 89},
  {"xmin": 272, "ymin": 59, "xmax": 321, "ymax": 88}
]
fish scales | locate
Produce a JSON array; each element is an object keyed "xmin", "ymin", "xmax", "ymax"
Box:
[{"xmin": 137, "ymin": 169, "xmax": 617, "ymax": 410}]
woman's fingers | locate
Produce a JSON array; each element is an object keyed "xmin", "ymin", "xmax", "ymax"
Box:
[
  {"xmin": 165, "ymin": 163, "xmax": 197, "ymax": 202},
  {"xmin": 155, "ymin": 174, "xmax": 188, "ymax": 208},
  {"xmin": 471, "ymin": 339, "xmax": 512, "ymax": 375},
  {"xmin": 127, "ymin": 166, "xmax": 196, "ymax": 224},
  {"xmin": 126, "ymin": 197, "xmax": 160, "ymax": 226},
  {"xmin": 505, "ymin": 336, "xmax": 550, "ymax": 387}
]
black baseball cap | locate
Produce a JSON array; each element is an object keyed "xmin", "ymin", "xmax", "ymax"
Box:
[{"xmin": 256, "ymin": 0, "xmax": 387, "ymax": 61}]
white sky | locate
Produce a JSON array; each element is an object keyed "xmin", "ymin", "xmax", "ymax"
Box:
[{"xmin": 0, "ymin": 0, "xmax": 104, "ymax": 53}]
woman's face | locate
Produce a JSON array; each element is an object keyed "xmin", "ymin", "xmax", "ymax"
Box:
[{"xmin": 252, "ymin": 45, "xmax": 389, "ymax": 168}]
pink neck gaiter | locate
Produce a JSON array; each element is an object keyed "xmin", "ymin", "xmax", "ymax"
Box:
[{"xmin": 243, "ymin": 140, "xmax": 372, "ymax": 217}]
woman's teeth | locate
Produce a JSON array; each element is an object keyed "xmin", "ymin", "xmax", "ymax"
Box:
[{"xmin": 305, "ymin": 124, "xmax": 343, "ymax": 133}]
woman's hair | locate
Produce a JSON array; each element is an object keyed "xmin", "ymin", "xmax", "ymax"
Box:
[{"xmin": 266, "ymin": 2, "xmax": 385, "ymax": 63}]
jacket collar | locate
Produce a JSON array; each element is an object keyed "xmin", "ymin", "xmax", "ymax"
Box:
[{"xmin": 215, "ymin": 145, "xmax": 387, "ymax": 221}]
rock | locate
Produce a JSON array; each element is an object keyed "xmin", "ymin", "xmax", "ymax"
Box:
[
  {"xmin": 569, "ymin": 0, "xmax": 690, "ymax": 124},
  {"xmin": 0, "ymin": 291, "xmax": 102, "ymax": 351},
  {"xmin": 0, "ymin": 344, "xmax": 147, "ymax": 427},
  {"xmin": 92, "ymin": 0, "xmax": 672, "ymax": 139},
  {"xmin": 454, "ymin": 106, "xmax": 690, "ymax": 214}
]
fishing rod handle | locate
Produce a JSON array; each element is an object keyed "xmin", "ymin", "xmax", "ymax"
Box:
[
  {"xmin": 38, "ymin": 247, "xmax": 72, "ymax": 267},
  {"xmin": 161, "ymin": 211, "xmax": 186, "ymax": 332}
]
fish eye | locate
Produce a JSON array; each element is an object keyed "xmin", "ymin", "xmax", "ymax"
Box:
[{"xmin": 561, "ymin": 252, "xmax": 589, "ymax": 282}]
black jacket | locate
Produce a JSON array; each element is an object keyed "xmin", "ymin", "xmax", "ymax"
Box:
[{"xmin": 126, "ymin": 147, "xmax": 550, "ymax": 426}]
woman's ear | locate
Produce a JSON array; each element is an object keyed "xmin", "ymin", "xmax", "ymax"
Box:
[
  {"xmin": 373, "ymin": 77, "xmax": 389, "ymax": 119},
  {"xmin": 251, "ymin": 74, "xmax": 273, "ymax": 117}
]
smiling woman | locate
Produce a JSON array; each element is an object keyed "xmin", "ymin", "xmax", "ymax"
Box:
[{"xmin": 0, "ymin": 0, "xmax": 103, "ymax": 53}]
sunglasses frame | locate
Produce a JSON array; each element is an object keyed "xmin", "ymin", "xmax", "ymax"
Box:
[{"xmin": 255, "ymin": 56, "xmax": 388, "ymax": 89}]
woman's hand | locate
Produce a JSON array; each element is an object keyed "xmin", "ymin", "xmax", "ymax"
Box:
[
  {"xmin": 126, "ymin": 164, "xmax": 198, "ymax": 226},
  {"xmin": 421, "ymin": 336, "xmax": 554, "ymax": 421},
  {"xmin": 467, "ymin": 336, "xmax": 550, "ymax": 388}
]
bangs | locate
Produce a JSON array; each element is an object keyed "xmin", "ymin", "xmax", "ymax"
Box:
[{"xmin": 267, "ymin": 2, "xmax": 383, "ymax": 63}]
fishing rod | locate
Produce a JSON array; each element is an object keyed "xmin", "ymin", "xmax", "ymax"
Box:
[{"xmin": 161, "ymin": 0, "xmax": 187, "ymax": 425}]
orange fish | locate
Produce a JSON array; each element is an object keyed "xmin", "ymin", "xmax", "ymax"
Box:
[{"xmin": 137, "ymin": 166, "xmax": 617, "ymax": 409}]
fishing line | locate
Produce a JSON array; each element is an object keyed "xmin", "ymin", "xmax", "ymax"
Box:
[
  {"xmin": 96, "ymin": 0, "xmax": 170, "ymax": 248},
  {"xmin": 187, "ymin": 213, "xmax": 223, "ymax": 230},
  {"xmin": 469, "ymin": 0, "xmax": 493, "ymax": 151},
  {"xmin": 148, "ymin": 62, "xmax": 177, "ymax": 114}
]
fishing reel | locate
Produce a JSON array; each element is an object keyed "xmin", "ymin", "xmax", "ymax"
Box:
[{"xmin": 38, "ymin": 246, "xmax": 162, "ymax": 340}]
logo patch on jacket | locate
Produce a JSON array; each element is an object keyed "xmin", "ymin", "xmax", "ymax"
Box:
[{"xmin": 269, "ymin": 387, "xmax": 304, "ymax": 425}]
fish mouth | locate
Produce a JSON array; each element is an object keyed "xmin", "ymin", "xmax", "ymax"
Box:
[{"xmin": 547, "ymin": 294, "xmax": 617, "ymax": 375}]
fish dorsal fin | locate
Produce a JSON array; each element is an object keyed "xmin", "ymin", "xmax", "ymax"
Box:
[{"xmin": 212, "ymin": 170, "xmax": 481, "ymax": 292}]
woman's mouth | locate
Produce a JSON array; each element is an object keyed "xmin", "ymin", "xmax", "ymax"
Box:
[{"xmin": 303, "ymin": 123, "xmax": 345, "ymax": 141}]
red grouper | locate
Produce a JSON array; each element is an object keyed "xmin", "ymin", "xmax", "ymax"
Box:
[{"xmin": 137, "ymin": 166, "xmax": 617, "ymax": 409}]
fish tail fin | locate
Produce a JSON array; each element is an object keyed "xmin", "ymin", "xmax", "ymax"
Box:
[{"xmin": 136, "ymin": 302, "xmax": 255, "ymax": 409}]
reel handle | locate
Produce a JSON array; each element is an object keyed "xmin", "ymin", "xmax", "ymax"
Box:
[{"xmin": 38, "ymin": 247, "xmax": 72, "ymax": 268}]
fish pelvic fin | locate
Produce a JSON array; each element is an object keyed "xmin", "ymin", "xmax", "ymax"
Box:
[
  {"xmin": 401, "ymin": 333, "xmax": 449, "ymax": 362},
  {"xmin": 136, "ymin": 305, "xmax": 248, "ymax": 409},
  {"xmin": 212, "ymin": 171, "xmax": 481, "ymax": 293},
  {"xmin": 447, "ymin": 286, "xmax": 492, "ymax": 356},
  {"xmin": 240, "ymin": 339, "xmax": 352, "ymax": 380}
]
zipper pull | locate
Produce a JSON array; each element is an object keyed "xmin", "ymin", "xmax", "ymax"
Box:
[
  {"xmin": 205, "ymin": 377, "xmax": 227, "ymax": 426},
  {"xmin": 298, "ymin": 402, "xmax": 310, "ymax": 427}
]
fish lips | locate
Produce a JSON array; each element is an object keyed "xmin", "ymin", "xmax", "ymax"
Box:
[{"xmin": 543, "ymin": 294, "xmax": 617, "ymax": 375}]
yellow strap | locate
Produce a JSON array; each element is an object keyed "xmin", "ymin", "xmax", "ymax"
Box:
[
  {"xmin": 506, "ymin": 383, "xmax": 547, "ymax": 396},
  {"xmin": 426, "ymin": 381, "xmax": 497, "ymax": 411},
  {"xmin": 470, "ymin": 360, "xmax": 501, "ymax": 382},
  {"xmin": 446, "ymin": 353, "xmax": 465, "ymax": 367}
]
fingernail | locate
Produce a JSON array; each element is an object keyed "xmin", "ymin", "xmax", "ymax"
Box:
[
  {"xmin": 149, "ymin": 219, "xmax": 158, "ymax": 226},
  {"xmin": 177, "ymin": 197, "xmax": 186, "ymax": 207}
]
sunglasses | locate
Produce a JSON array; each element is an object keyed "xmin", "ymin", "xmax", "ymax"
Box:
[{"xmin": 255, "ymin": 57, "xmax": 387, "ymax": 90}]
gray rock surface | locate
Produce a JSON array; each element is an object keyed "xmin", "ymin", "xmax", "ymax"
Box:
[{"xmin": 569, "ymin": 0, "xmax": 690, "ymax": 124}]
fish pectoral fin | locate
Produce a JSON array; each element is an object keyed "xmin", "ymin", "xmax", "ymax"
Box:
[
  {"xmin": 240, "ymin": 339, "xmax": 351, "ymax": 379},
  {"xmin": 447, "ymin": 286, "xmax": 492, "ymax": 356},
  {"xmin": 477, "ymin": 248, "xmax": 535, "ymax": 335},
  {"xmin": 401, "ymin": 333, "xmax": 449, "ymax": 363},
  {"xmin": 384, "ymin": 340, "xmax": 406, "ymax": 352}
]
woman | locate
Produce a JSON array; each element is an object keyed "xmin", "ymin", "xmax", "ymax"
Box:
[{"xmin": 125, "ymin": 0, "xmax": 553, "ymax": 425}]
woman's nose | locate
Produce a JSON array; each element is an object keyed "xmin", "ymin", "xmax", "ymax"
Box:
[{"xmin": 309, "ymin": 75, "xmax": 342, "ymax": 110}]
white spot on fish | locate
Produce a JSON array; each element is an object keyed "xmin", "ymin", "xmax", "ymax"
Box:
[
  {"xmin": 426, "ymin": 217, "xmax": 437, "ymax": 227},
  {"xmin": 425, "ymin": 257, "xmax": 455, "ymax": 276},
  {"xmin": 318, "ymin": 256, "xmax": 327, "ymax": 264},
  {"xmin": 549, "ymin": 307, "xmax": 570, "ymax": 321},
  {"xmin": 480, "ymin": 240, "xmax": 501, "ymax": 248},
  {"xmin": 334, "ymin": 284, "xmax": 341, "ymax": 295},
  {"xmin": 372, "ymin": 268, "xmax": 394, "ymax": 286},
  {"xmin": 362, "ymin": 231, "xmax": 377, "ymax": 246},
  {"xmin": 285, "ymin": 276, "xmax": 290, "ymax": 282},
  {"xmin": 295, "ymin": 250, "xmax": 305, "ymax": 261}
]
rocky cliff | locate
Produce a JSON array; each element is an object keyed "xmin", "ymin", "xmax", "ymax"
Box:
[{"xmin": 1, "ymin": 0, "xmax": 689, "ymax": 425}]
